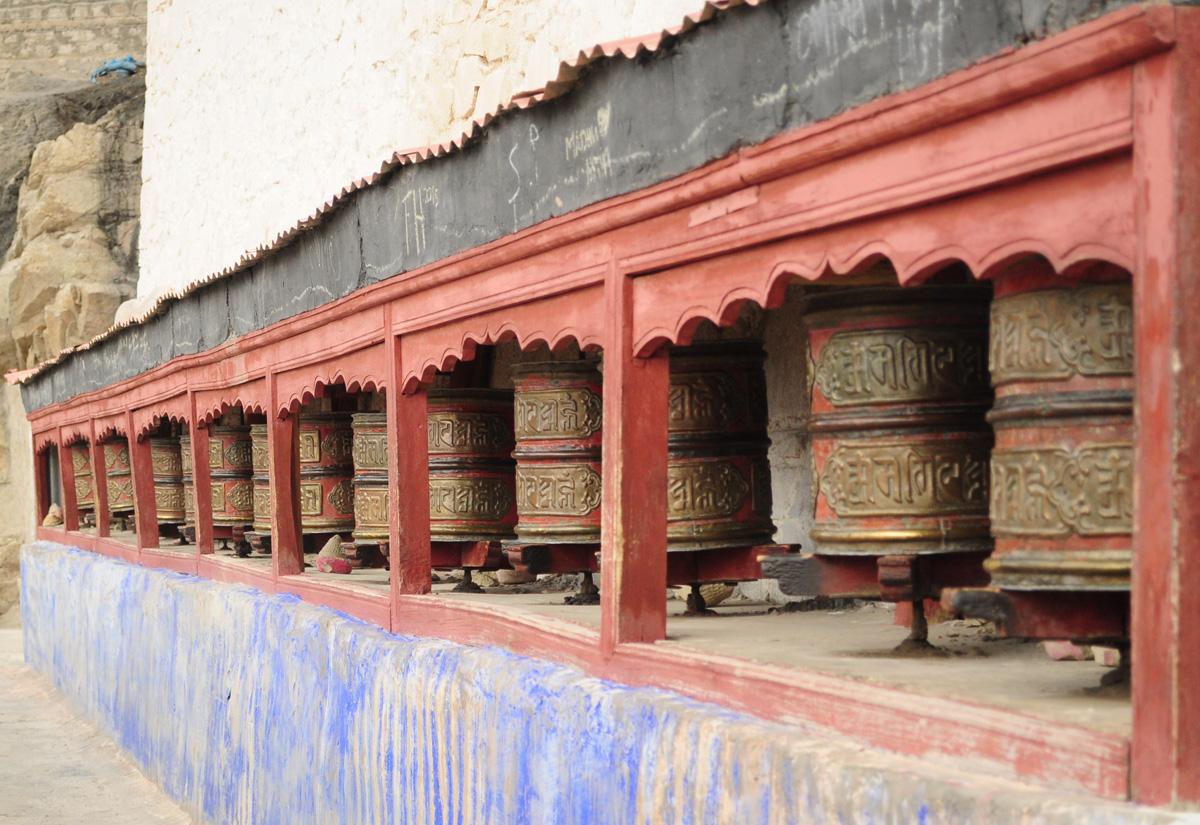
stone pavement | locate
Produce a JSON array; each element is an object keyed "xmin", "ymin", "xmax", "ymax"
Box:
[{"xmin": 0, "ymin": 627, "xmax": 189, "ymax": 824}]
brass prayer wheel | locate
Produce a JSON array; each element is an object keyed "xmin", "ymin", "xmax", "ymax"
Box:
[
  {"xmin": 250, "ymin": 424, "xmax": 271, "ymax": 535},
  {"xmin": 428, "ymin": 389, "xmax": 517, "ymax": 542},
  {"xmin": 209, "ymin": 422, "xmax": 254, "ymax": 529},
  {"xmin": 808, "ymin": 287, "xmax": 993, "ymax": 559},
  {"xmin": 351, "ymin": 413, "xmax": 388, "ymax": 544},
  {"xmin": 985, "ymin": 278, "xmax": 1132, "ymax": 592},
  {"xmin": 70, "ymin": 443, "xmax": 94, "ymax": 511},
  {"xmin": 298, "ymin": 410, "xmax": 355, "ymax": 535},
  {"xmin": 667, "ymin": 341, "xmax": 774, "ymax": 550},
  {"xmin": 103, "ymin": 438, "xmax": 134, "ymax": 516},
  {"xmin": 512, "ymin": 361, "xmax": 603, "ymax": 544},
  {"xmin": 150, "ymin": 437, "xmax": 186, "ymax": 525},
  {"xmin": 180, "ymin": 434, "xmax": 195, "ymax": 529}
]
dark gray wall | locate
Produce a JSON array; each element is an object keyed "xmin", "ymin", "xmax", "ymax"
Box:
[{"xmin": 23, "ymin": 0, "xmax": 1145, "ymax": 411}]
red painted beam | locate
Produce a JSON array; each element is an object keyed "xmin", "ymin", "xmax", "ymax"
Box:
[
  {"xmin": 267, "ymin": 374, "xmax": 303, "ymax": 578},
  {"xmin": 601, "ymin": 267, "xmax": 669, "ymax": 652},
  {"xmin": 391, "ymin": 338, "xmax": 432, "ymax": 598},
  {"xmin": 188, "ymin": 392, "xmax": 214, "ymax": 555},
  {"xmin": 126, "ymin": 412, "xmax": 159, "ymax": 551},
  {"xmin": 1131, "ymin": 6, "xmax": 1200, "ymax": 805},
  {"xmin": 88, "ymin": 420, "xmax": 110, "ymax": 539},
  {"xmin": 56, "ymin": 433, "xmax": 79, "ymax": 532}
]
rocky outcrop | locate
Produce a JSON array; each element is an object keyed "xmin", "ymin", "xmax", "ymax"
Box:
[{"xmin": 0, "ymin": 77, "xmax": 143, "ymax": 369}]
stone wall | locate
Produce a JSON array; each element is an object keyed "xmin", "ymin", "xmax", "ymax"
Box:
[
  {"xmin": 0, "ymin": 0, "xmax": 145, "ymax": 95},
  {"xmin": 0, "ymin": 0, "xmax": 146, "ymax": 618},
  {"xmin": 20, "ymin": 541, "xmax": 1177, "ymax": 824}
]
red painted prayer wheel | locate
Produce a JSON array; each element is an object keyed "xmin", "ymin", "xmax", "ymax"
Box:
[
  {"xmin": 103, "ymin": 438, "xmax": 134, "ymax": 516},
  {"xmin": 209, "ymin": 422, "xmax": 254, "ymax": 529},
  {"xmin": 250, "ymin": 424, "xmax": 271, "ymax": 535},
  {"xmin": 985, "ymin": 277, "xmax": 1133, "ymax": 597},
  {"xmin": 807, "ymin": 287, "xmax": 993, "ymax": 567},
  {"xmin": 70, "ymin": 444, "xmax": 94, "ymax": 511},
  {"xmin": 667, "ymin": 341, "xmax": 774, "ymax": 550},
  {"xmin": 428, "ymin": 389, "xmax": 517, "ymax": 542},
  {"xmin": 351, "ymin": 413, "xmax": 388, "ymax": 544},
  {"xmin": 150, "ymin": 437, "xmax": 186, "ymax": 525},
  {"xmin": 180, "ymin": 434, "xmax": 195, "ymax": 530},
  {"xmin": 298, "ymin": 411, "xmax": 355, "ymax": 535},
  {"xmin": 512, "ymin": 361, "xmax": 603, "ymax": 544}
]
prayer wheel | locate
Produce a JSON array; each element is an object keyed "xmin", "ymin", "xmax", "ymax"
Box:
[
  {"xmin": 667, "ymin": 341, "xmax": 774, "ymax": 550},
  {"xmin": 250, "ymin": 424, "xmax": 271, "ymax": 536},
  {"xmin": 512, "ymin": 361, "xmax": 603, "ymax": 545},
  {"xmin": 984, "ymin": 278, "xmax": 1133, "ymax": 600},
  {"xmin": 70, "ymin": 444, "xmax": 94, "ymax": 513},
  {"xmin": 350, "ymin": 413, "xmax": 388, "ymax": 545},
  {"xmin": 428, "ymin": 389, "xmax": 517, "ymax": 542},
  {"xmin": 807, "ymin": 287, "xmax": 993, "ymax": 570},
  {"xmin": 209, "ymin": 422, "xmax": 254, "ymax": 530},
  {"xmin": 150, "ymin": 437, "xmax": 186, "ymax": 525},
  {"xmin": 298, "ymin": 411, "xmax": 355, "ymax": 536},
  {"xmin": 103, "ymin": 438, "xmax": 134, "ymax": 517},
  {"xmin": 180, "ymin": 434, "xmax": 195, "ymax": 531}
]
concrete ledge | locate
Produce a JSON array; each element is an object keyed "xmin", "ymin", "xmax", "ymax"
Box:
[{"xmin": 19, "ymin": 542, "xmax": 1179, "ymax": 823}]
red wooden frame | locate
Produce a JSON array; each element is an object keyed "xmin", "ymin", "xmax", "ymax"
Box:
[{"xmin": 22, "ymin": 7, "xmax": 1199, "ymax": 804}]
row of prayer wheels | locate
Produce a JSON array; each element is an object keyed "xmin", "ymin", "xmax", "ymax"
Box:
[
  {"xmin": 62, "ymin": 275, "xmax": 1132, "ymax": 644},
  {"xmin": 803, "ymin": 277, "xmax": 1132, "ymax": 644}
]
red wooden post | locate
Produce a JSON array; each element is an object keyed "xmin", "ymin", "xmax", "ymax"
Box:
[
  {"xmin": 57, "ymin": 431, "xmax": 79, "ymax": 532},
  {"xmin": 389, "ymin": 335, "xmax": 431, "ymax": 600},
  {"xmin": 89, "ymin": 421, "xmax": 110, "ymax": 538},
  {"xmin": 1131, "ymin": 10, "xmax": 1200, "ymax": 806},
  {"xmin": 126, "ymin": 413, "xmax": 159, "ymax": 550},
  {"xmin": 268, "ymin": 376, "xmax": 303, "ymax": 577},
  {"xmin": 33, "ymin": 435, "xmax": 51, "ymax": 526},
  {"xmin": 600, "ymin": 267, "xmax": 669, "ymax": 653},
  {"xmin": 188, "ymin": 394, "xmax": 215, "ymax": 555}
]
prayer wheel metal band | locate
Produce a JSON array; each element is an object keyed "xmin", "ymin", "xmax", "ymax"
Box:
[
  {"xmin": 150, "ymin": 437, "xmax": 186, "ymax": 525},
  {"xmin": 427, "ymin": 389, "xmax": 517, "ymax": 542},
  {"xmin": 985, "ymin": 281, "xmax": 1133, "ymax": 591},
  {"xmin": 807, "ymin": 286, "xmax": 993, "ymax": 558},
  {"xmin": 209, "ymin": 424, "xmax": 254, "ymax": 528},
  {"xmin": 250, "ymin": 424, "xmax": 271, "ymax": 534},
  {"xmin": 298, "ymin": 411, "xmax": 355, "ymax": 534},
  {"xmin": 667, "ymin": 341, "xmax": 775, "ymax": 550},
  {"xmin": 70, "ymin": 444, "xmax": 94, "ymax": 508},
  {"xmin": 103, "ymin": 439, "xmax": 134, "ymax": 515},
  {"xmin": 351, "ymin": 413, "xmax": 388, "ymax": 543},
  {"xmin": 512, "ymin": 361, "xmax": 603, "ymax": 544}
]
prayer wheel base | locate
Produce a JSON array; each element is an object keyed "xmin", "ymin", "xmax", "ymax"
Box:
[
  {"xmin": 502, "ymin": 543, "xmax": 599, "ymax": 577},
  {"xmin": 946, "ymin": 588, "xmax": 1128, "ymax": 645},
  {"xmin": 767, "ymin": 552, "xmax": 990, "ymax": 602},
  {"xmin": 431, "ymin": 540, "xmax": 509, "ymax": 572},
  {"xmin": 665, "ymin": 544, "xmax": 795, "ymax": 588},
  {"xmin": 340, "ymin": 541, "xmax": 387, "ymax": 569},
  {"xmin": 245, "ymin": 531, "xmax": 272, "ymax": 555}
]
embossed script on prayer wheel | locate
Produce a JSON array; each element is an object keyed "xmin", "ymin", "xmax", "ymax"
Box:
[
  {"xmin": 250, "ymin": 424, "xmax": 271, "ymax": 535},
  {"xmin": 103, "ymin": 438, "xmax": 134, "ymax": 516},
  {"xmin": 428, "ymin": 389, "xmax": 517, "ymax": 542},
  {"xmin": 667, "ymin": 341, "xmax": 774, "ymax": 550},
  {"xmin": 70, "ymin": 444, "xmax": 94, "ymax": 511},
  {"xmin": 150, "ymin": 437, "xmax": 186, "ymax": 525},
  {"xmin": 180, "ymin": 434, "xmax": 195, "ymax": 529},
  {"xmin": 808, "ymin": 287, "xmax": 993, "ymax": 557},
  {"xmin": 512, "ymin": 361, "xmax": 603, "ymax": 544},
  {"xmin": 298, "ymin": 411, "xmax": 355, "ymax": 535},
  {"xmin": 985, "ymin": 280, "xmax": 1133, "ymax": 591},
  {"xmin": 351, "ymin": 413, "xmax": 389, "ymax": 544},
  {"xmin": 209, "ymin": 423, "xmax": 254, "ymax": 529}
]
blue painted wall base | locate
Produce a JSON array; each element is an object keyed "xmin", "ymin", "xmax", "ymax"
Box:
[{"xmin": 19, "ymin": 543, "xmax": 1175, "ymax": 824}]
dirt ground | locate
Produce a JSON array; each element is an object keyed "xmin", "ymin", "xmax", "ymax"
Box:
[{"xmin": 0, "ymin": 626, "xmax": 190, "ymax": 824}]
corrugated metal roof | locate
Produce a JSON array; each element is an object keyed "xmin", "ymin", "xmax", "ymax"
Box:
[{"xmin": 14, "ymin": 0, "xmax": 763, "ymax": 385}]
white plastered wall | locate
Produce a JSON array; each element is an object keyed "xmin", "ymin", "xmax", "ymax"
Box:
[{"xmin": 136, "ymin": 0, "xmax": 705, "ymax": 310}]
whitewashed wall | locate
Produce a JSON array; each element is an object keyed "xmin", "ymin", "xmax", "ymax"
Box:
[{"xmin": 136, "ymin": 0, "xmax": 704, "ymax": 309}]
